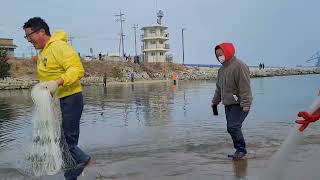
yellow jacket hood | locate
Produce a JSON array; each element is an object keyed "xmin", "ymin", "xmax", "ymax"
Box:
[{"xmin": 45, "ymin": 30, "xmax": 68, "ymax": 48}]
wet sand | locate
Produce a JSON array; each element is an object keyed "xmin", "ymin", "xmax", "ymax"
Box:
[
  {"xmin": 2, "ymin": 144, "xmax": 320, "ymax": 180},
  {"xmin": 88, "ymin": 145, "xmax": 320, "ymax": 180}
]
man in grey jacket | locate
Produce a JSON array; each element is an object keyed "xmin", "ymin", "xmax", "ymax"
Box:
[{"xmin": 212, "ymin": 42, "xmax": 252, "ymax": 160}]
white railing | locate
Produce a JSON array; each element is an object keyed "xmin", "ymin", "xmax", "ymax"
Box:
[{"xmin": 142, "ymin": 33, "xmax": 169, "ymax": 39}]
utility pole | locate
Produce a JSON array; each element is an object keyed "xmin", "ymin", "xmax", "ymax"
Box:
[
  {"xmin": 28, "ymin": 45, "xmax": 34, "ymax": 57},
  {"xmin": 68, "ymin": 35, "xmax": 75, "ymax": 46},
  {"xmin": 133, "ymin": 24, "xmax": 138, "ymax": 58},
  {"xmin": 181, "ymin": 28, "xmax": 186, "ymax": 65},
  {"xmin": 115, "ymin": 10, "xmax": 125, "ymax": 58},
  {"xmin": 118, "ymin": 33, "xmax": 121, "ymax": 58}
]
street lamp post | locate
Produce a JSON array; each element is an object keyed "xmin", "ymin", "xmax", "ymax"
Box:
[{"xmin": 182, "ymin": 28, "xmax": 185, "ymax": 65}]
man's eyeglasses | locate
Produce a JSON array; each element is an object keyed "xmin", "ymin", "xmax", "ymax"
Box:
[{"xmin": 24, "ymin": 29, "xmax": 40, "ymax": 40}]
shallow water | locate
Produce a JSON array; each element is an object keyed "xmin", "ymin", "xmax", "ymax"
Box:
[{"xmin": 0, "ymin": 74, "xmax": 319, "ymax": 179}]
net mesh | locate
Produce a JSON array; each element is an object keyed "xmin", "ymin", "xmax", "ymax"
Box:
[{"xmin": 17, "ymin": 83, "xmax": 77, "ymax": 177}]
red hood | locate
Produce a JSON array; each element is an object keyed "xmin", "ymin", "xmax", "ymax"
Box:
[{"xmin": 214, "ymin": 42, "xmax": 235, "ymax": 62}]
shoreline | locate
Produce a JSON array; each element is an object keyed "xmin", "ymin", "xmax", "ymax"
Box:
[{"xmin": 0, "ymin": 67, "xmax": 319, "ymax": 90}]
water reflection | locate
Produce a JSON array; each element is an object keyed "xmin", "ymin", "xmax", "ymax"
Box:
[
  {"xmin": 83, "ymin": 82, "xmax": 175, "ymax": 127},
  {"xmin": 0, "ymin": 89, "xmax": 33, "ymax": 150},
  {"xmin": 0, "ymin": 75, "xmax": 319, "ymax": 179},
  {"xmin": 142, "ymin": 83, "xmax": 172, "ymax": 127},
  {"xmin": 232, "ymin": 159, "xmax": 248, "ymax": 179},
  {"xmin": 0, "ymin": 100, "xmax": 16, "ymax": 149},
  {"xmin": 0, "ymin": 100, "xmax": 13, "ymax": 122}
]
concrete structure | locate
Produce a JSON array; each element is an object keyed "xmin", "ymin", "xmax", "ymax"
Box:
[
  {"xmin": 0, "ymin": 38, "xmax": 17, "ymax": 57},
  {"xmin": 141, "ymin": 10, "xmax": 170, "ymax": 63}
]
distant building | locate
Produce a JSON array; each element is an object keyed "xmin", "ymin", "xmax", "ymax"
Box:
[
  {"xmin": 141, "ymin": 10, "xmax": 170, "ymax": 63},
  {"xmin": 0, "ymin": 38, "xmax": 17, "ymax": 57}
]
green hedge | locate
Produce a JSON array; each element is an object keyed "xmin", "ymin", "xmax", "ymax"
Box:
[{"xmin": 0, "ymin": 49, "xmax": 10, "ymax": 79}]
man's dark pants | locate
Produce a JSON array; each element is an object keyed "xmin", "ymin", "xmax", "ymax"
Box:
[
  {"xmin": 225, "ymin": 104, "xmax": 249, "ymax": 153},
  {"xmin": 60, "ymin": 92, "xmax": 90, "ymax": 180}
]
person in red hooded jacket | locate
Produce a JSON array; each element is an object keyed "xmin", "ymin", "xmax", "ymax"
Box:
[{"xmin": 212, "ymin": 42, "xmax": 252, "ymax": 160}]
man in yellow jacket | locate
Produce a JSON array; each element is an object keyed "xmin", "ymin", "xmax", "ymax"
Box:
[{"xmin": 23, "ymin": 17, "xmax": 91, "ymax": 180}]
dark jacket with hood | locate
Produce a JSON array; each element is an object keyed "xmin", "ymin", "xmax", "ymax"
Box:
[{"xmin": 212, "ymin": 43, "xmax": 252, "ymax": 108}]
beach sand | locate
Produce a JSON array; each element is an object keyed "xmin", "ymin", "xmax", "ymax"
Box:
[{"xmin": 2, "ymin": 144, "xmax": 320, "ymax": 180}]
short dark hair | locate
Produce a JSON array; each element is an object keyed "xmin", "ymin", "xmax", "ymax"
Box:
[{"xmin": 23, "ymin": 17, "xmax": 51, "ymax": 36}]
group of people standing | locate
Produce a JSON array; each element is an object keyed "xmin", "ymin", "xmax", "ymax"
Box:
[{"xmin": 259, "ymin": 62, "xmax": 265, "ymax": 69}]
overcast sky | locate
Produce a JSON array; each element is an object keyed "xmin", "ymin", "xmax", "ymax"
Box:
[{"xmin": 1, "ymin": 0, "xmax": 320, "ymax": 67}]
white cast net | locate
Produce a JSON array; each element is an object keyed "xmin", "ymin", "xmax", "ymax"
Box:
[{"xmin": 18, "ymin": 83, "xmax": 77, "ymax": 177}]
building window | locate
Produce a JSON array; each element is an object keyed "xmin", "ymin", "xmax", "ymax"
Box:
[
  {"xmin": 150, "ymin": 29, "xmax": 156, "ymax": 34},
  {"xmin": 151, "ymin": 52, "xmax": 155, "ymax": 56},
  {"xmin": 160, "ymin": 52, "xmax": 164, "ymax": 56},
  {"xmin": 151, "ymin": 41, "xmax": 156, "ymax": 44},
  {"xmin": 159, "ymin": 40, "xmax": 163, "ymax": 44}
]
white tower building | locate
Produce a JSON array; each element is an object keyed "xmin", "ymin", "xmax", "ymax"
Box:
[{"xmin": 141, "ymin": 10, "xmax": 170, "ymax": 63}]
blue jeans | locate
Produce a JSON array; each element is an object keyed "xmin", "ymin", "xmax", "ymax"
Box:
[
  {"xmin": 60, "ymin": 92, "xmax": 90, "ymax": 180},
  {"xmin": 225, "ymin": 104, "xmax": 248, "ymax": 153}
]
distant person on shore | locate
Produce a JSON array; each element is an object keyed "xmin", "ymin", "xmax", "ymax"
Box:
[
  {"xmin": 124, "ymin": 53, "xmax": 128, "ymax": 61},
  {"xmin": 172, "ymin": 73, "xmax": 177, "ymax": 85},
  {"xmin": 262, "ymin": 63, "xmax": 265, "ymax": 69},
  {"xmin": 103, "ymin": 73, "xmax": 107, "ymax": 87},
  {"xmin": 259, "ymin": 63, "xmax": 262, "ymax": 70},
  {"xmin": 130, "ymin": 72, "xmax": 135, "ymax": 82},
  {"xmin": 23, "ymin": 17, "xmax": 91, "ymax": 179},
  {"xmin": 211, "ymin": 42, "xmax": 252, "ymax": 160},
  {"xmin": 99, "ymin": 52, "xmax": 102, "ymax": 61}
]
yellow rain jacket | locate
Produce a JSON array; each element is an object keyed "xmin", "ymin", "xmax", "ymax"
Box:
[{"xmin": 38, "ymin": 30, "xmax": 85, "ymax": 98}]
